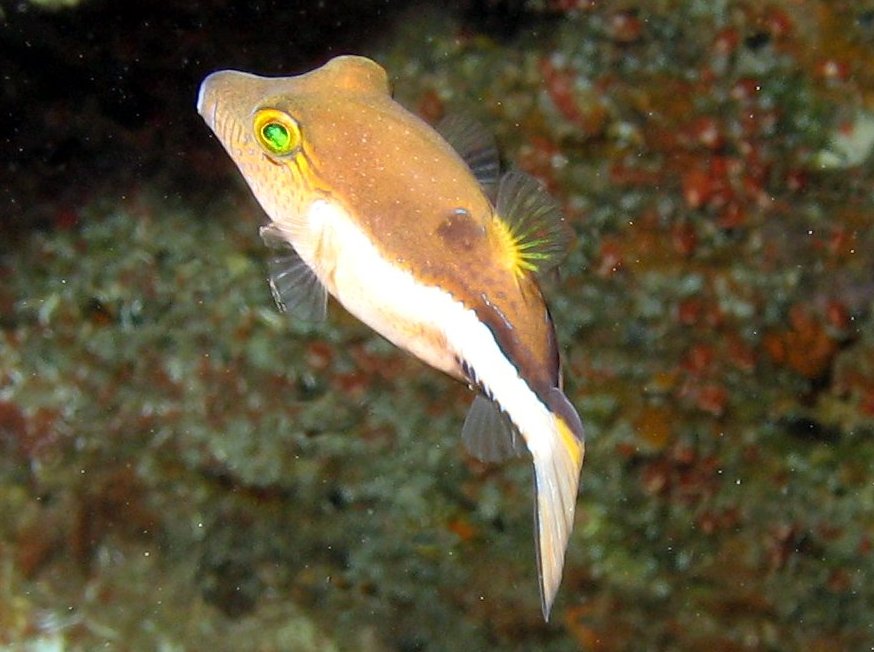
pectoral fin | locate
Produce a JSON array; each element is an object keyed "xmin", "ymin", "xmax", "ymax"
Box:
[
  {"xmin": 260, "ymin": 224, "xmax": 327, "ymax": 321},
  {"xmin": 495, "ymin": 170, "xmax": 573, "ymax": 276},
  {"xmin": 462, "ymin": 393, "xmax": 527, "ymax": 462},
  {"xmin": 533, "ymin": 388, "xmax": 585, "ymax": 621}
]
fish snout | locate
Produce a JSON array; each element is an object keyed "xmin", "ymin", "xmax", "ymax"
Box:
[
  {"xmin": 197, "ymin": 69, "xmax": 271, "ymax": 129},
  {"xmin": 196, "ymin": 70, "xmax": 240, "ymax": 129}
]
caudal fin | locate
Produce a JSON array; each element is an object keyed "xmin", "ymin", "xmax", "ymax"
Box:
[{"xmin": 533, "ymin": 388, "xmax": 585, "ymax": 621}]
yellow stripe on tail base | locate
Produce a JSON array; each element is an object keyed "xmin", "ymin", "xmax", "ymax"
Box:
[{"xmin": 532, "ymin": 387, "xmax": 585, "ymax": 620}]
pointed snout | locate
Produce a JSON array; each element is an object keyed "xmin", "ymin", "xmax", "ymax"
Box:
[
  {"xmin": 197, "ymin": 70, "xmax": 244, "ymax": 129},
  {"xmin": 197, "ymin": 69, "xmax": 278, "ymax": 131}
]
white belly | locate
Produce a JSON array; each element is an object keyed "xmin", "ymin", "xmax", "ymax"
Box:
[
  {"xmin": 284, "ymin": 198, "xmax": 557, "ymax": 460},
  {"xmin": 299, "ymin": 198, "xmax": 461, "ymax": 377}
]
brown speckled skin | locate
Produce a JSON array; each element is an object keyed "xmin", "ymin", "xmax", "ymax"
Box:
[{"xmin": 199, "ymin": 57, "xmax": 560, "ymax": 397}]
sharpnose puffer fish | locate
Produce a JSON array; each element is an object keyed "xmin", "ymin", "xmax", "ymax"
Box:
[{"xmin": 196, "ymin": 55, "xmax": 585, "ymax": 620}]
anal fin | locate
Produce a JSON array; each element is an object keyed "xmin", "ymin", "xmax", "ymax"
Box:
[
  {"xmin": 462, "ymin": 393, "xmax": 527, "ymax": 462},
  {"xmin": 259, "ymin": 225, "xmax": 327, "ymax": 322}
]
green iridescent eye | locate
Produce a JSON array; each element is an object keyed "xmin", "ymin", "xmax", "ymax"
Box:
[
  {"xmin": 253, "ymin": 109, "xmax": 300, "ymax": 156},
  {"xmin": 262, "ymin": 123, "xmax": 290, "ymax": 152}
]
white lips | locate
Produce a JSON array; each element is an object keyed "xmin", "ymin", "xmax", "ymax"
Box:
[{"xmin": 196, "ymin": 79, "xmax": 209, "ymax": 117}]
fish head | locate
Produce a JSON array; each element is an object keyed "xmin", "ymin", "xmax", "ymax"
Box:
[{"xmin": 196, "ymin": 56, "xmax": 392, "ymax": 228}]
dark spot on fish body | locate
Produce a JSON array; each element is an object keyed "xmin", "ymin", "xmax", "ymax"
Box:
[{"xmin": 436, "ymin": 208, "xmax": 485, "ymax": 252}]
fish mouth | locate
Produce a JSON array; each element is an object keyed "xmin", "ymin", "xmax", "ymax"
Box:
[
  {"xmin": 197, "ymin": 69, "xmax": 269, "ymax": 128},
  {"xmin": 196, "ymin": 72, "xmax": 223, "ymax": 129},
  {"xmin": 195, "ymin": 78, "xmax": 210, "ymax": 118}
]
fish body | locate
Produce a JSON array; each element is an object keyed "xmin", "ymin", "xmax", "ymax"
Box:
[{"xmin": 197, "ymin": 56, "xmax": 585, "ymax": 620}]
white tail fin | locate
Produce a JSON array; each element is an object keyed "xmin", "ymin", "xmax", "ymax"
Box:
[{"xmin": 533, "ymin": 388, "xmax": 585, "ymax": 621}]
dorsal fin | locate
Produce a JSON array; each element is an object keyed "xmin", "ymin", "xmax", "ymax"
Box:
[
  {"xmin": 462, "ymin": 393, "xmax": 528, "ymax": 462},
  {"xmin": 436, "ymin": 114, "xmax": 500, "ymax": 198},
  {"xmin": 494, "ymin": 170, "xmax": 573, "ymax": 276},
  {"xmin": 259, "ymin": 224, "xmax": 327, "ymax": 322}
]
